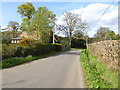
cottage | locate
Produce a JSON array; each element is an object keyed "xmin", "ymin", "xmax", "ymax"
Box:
[{"xmin": 11, "ymin": 37, "xmax": 22, "ymax": 43}]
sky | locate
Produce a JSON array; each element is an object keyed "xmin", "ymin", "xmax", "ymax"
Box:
[{"xmin": 0, "ymin": 1, "xmax": 119, "ymax": 37}]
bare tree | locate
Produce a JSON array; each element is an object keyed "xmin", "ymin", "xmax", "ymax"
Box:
[
  {"xmin": 58, "ymin": 12, "xmax": 88, "ymax": 47},
  {"xmin": 63, "ymin": 12, "xmax": 83, "ymax": 46},
  {"xmin": 81, "ymin": 21, "xmax": 90, "ymax": 49}
]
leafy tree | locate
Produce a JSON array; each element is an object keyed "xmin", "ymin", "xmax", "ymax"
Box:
[
  {"xmin": 17, "ymin": 2, "xmax": 35, "ymax": 30},
  {"xmin": 20, "ymin": 18, "xmax": 30, "ymax": 31},
  {"xmin": 18, "ymin": 2, "xmax": 56, "ymax": 43},
  {"xmin": 28, "ymin": 7, "xmax": 56, "ymax": 43},
  {"xmin": 17, "ymin": 2, "xmax": 35, "ymax": 19}
]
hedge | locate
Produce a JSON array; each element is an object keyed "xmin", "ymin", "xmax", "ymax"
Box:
[
  {"xmin": 2, "ymin": 43, "xmax": 62, "ymax": 60},
  {"xmin": 71, "ymin": 38, "xmax": 86, "ymax": 49}
]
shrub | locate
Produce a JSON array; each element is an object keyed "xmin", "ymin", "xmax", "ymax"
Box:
[
  {"xmin": 18, "ymin": 38, "xmax": 40, "ymax": 46},
  {"xmin": 2, "ymin": 44, "xmax": 18, "ymax": 59}
]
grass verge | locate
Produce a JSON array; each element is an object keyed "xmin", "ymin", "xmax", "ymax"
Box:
[
  {"xmin": 1, "ymin": 49, "xmax": 70, "ymax": 69},
  {"xmin": 80, "ymin": 49, "xmax": 118, "ymax": 88}
]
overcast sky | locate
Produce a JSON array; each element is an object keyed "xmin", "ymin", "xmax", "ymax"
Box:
[{"xmin": 1, "ymin": 1, "xmax": 119, "ymax": 37}]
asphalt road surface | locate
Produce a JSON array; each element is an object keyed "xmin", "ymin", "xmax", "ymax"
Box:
[{"xmin": 2, "ymin": 49, "xmax": 85, "ymax": 88}]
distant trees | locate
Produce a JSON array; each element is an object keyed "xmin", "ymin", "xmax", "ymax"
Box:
[
  {"xmin": 8, "ymin": 21, "xmax": 19, "ymax": 31},
  {"xmin": 2, "ymin": 31, "xmax": 20, "ymax": 44},
  {"xmin": 17, "ymin": 2, "xmax": 56, "ymax": 43},
  {"xmin": 72, "ymin": 30, "xmax": 84, "ymax": 39},
  {"xmin": 2, "ymin": 21, "xmax": 20, "ymax": 44},
  {"xmin": 93, "ymin": 26, "xmax": 120, "ymax": 42}
]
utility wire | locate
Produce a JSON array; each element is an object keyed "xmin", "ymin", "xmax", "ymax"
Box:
[{"xmin": 95, "ymin": 0, "xmax": 115, "ymax": 24}]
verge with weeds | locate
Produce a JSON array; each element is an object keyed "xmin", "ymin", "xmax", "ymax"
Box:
[{"xmin": 80, "ymin": 49, "xmax": 118, "ymax": 88}]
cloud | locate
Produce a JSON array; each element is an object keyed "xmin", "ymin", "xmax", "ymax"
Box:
[{"xmin": 56, "ymin": 3, "xmax": 118, "ymax": 37}]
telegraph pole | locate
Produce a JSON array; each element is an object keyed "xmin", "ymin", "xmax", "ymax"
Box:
[{"xmin": 53, "ymin": 24, "xmax": 56, "ymax": 44}]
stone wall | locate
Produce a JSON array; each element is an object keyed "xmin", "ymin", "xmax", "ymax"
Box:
[{"xmin": 88, "ymin": 40, "xmax": 120, "ymax": 70}]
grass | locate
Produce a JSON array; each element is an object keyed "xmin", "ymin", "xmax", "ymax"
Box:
[
  {"xmin": 1, "ymin": 49, "xmax": 70, "ymax": 69},
  {"xmin": 80, "ymin": 49, "xmax": 118, "ymax": 88}
]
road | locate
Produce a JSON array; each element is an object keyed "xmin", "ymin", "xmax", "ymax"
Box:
[{"xmin": 2, "ymin": 49, "xmax": 85, "ymax": 88}]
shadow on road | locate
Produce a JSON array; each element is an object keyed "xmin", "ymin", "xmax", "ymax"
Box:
[{"xmin": 2, "ymin": 80, "xmax": 27, "ymax": 86}]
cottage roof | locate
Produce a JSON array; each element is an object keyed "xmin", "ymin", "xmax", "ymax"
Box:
[{"xmin": 12, "ymin": 37, "xmax": 22, "ymax": 40}]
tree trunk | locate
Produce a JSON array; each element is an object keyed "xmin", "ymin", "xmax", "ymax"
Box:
[{"xmin": 69, "ymin": 31, "xmax": 72, "ymax": 47}]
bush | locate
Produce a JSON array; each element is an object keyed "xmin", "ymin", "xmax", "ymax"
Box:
[
  {"xmin": 2, "ymin": 44, "xmax": 18, "ymax": 59},
  {"xmin": 2, "ymin": 43, "xmax": 62, "ymax": 60},
  {"xmin": 18, "ymin": 38, "xmax": 40, "ymax": 46}
]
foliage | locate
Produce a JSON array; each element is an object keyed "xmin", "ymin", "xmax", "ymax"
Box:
[
  {"xmin": 18, "ymin": 2, "xmax": 56, "ymax": 43},
  {"xmin": 93, "ymin": 26, "xmax": 120, "ymax": 42},
  {"xmin": 2, "ymin": 44, "xmax": 18, "ymax": 59},
  {"xmin": 8, "ymin": 21, "xmax": 19, "ymax": 31},
  {"xmin": 0, "ymin": 43, "xmax": 2, "ymax": 61},
  {"xmin": 17, "ymin": 2, "xmax": 35, "ymax": 30},
  {"xmin": 2, "ymin": 31, "xmax": 21, "ymax": 44},
  {"xmin": 80, "ymin": 49, "xmax": 118, "ymax": 88},
  {"xmin": 71, "ymin": 38, "xmax": 86, "ymax": 49},
  {"xmin": 18, "ymin": 38, "xmax": 40, "ymax": 46},
  {"xmin": 1, "ymin": 56, "xmax": 36, "ymax": 68},
  {"xmin": 53, "ymin": 43, "xmax": 63, "ymax": 51},
  {"xmin": 28, "ymin": 7, "xmax": 56, "ymax": 42},
  {"xmin": 72, "ymin": 30, "xmax": 84, "ymax": 39},
  {"xmin": 17, "ymin": 2, "xmax": 35, "ymax": 19},
  {"xmin": 2, "ymin": 43, "xmax": 62, "ymax": 60},
  {"xmin": 2, "ymin": 21, "xmax": 20, "ymax": 44},
  {"xmin": 1, "ymin": 48, "xmax": 70, "ymax": 69}
]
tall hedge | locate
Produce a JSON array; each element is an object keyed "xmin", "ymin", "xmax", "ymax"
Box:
[
  {"xmin": 2, "ymin": 43, "xmax": 62, "ymax": 60},
  {"xmin": 71, "ymin": 38, "xmax": 86, "ymax": 49}
]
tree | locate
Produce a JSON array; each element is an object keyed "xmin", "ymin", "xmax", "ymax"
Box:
[
  {"xmin": 17, "ymin": 2, "xmax": 35, "ymax": 19},
  {"xmin": 8, "ymin": 21, "xmax": 19, "ymax": 31},
  {"xmin": 17, "ymin": 2, "xmax": 35, "ymax": 30},
  {"xmin": 27, "ymin": 7, "xmax": 56, "ymax": 43},
  {"xmin": 18, "ymin": 2, "xmax": 56, "ymax": 43},
  {"xmin": 94, "ymin": 26, "xmax": 119, "ymax": 41},
  {"xmin": 6, "ymin": 21, "xmax": 20, "ymax": 38},
  {"xmin": 81, "ymin": 21, "xmax": 90, "ymax": 48},
  {"xmin": 72, "ymin": 30, "xmax": 84, "ymax": 39},
  {"xmin": 2, "ymin": 31, "xmax": 20, "ymax": 44},
  {"xmin": 115, "ymin": 34, "xmax": 120, "ymax": 40},
  {"xmin": 58, "ymin": 12, "xmax": 87, "ymax": 46}
]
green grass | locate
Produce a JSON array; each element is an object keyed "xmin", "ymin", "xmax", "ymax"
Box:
[
  {"xmin": 1, "ymin": 49, "xmax": 70, "ymax": 69},
  {"xmin": 80, "ymin": 49, "xmax": 118, "ymax": 88}
]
